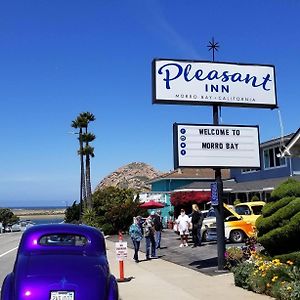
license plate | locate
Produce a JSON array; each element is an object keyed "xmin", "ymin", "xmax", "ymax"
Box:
[{"xmin": 50, "ymin": 291, "xmax": 74, "ymax": 300}]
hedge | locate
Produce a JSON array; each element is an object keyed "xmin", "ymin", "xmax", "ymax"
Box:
[
  {"xmin": 260, "ymin": 196, "xmax": 295, "ymax": 218},
  {"xmin": 256, "ymin": 197, "xmax": 300, "ymax": 236},
  {"xmin": 270, "ymin": 178, "xmax": 300, "ymax": 200},
  {"xmin": 274, "ymin": 251, "xmax": 300, "ymax": 266},
  {"xmin": 258, "ymin": 210, "xmax": 300, "ymax": 255}
]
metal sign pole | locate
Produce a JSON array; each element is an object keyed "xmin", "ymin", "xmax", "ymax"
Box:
[{"xmin": 209, "ymin": 38, "xmax": 226, "ymax": 270}]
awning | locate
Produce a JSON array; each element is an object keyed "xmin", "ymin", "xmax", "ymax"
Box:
[{"xmin": 170, "ymin": 191, "xmax": 211, "ymax": 206}]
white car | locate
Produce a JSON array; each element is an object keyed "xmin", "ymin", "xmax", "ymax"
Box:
[{"xmin": 11, "ymin": 223, "xmax": 21, "ymax": 232}]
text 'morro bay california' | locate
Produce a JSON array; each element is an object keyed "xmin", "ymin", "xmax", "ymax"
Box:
[{"xmin": 153, "ymin": 59, "xmax": 277, "ymax": 108}]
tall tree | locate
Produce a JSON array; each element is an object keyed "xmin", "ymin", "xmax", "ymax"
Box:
[
  {"xmin": 82, "ymin": 137, "xmax": 95, "ymax": 209},
  {"xmin": 71, "ymin": 116, "xmax": 87, "ymax": 216},
  {"xmin": 80, "ymin": 112, "xmax": 96, "ymax": 209}
]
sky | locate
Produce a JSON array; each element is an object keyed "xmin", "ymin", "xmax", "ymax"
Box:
[{"xmin": 0, "ymin": 0, "xmax": 299, "ymax": 207}]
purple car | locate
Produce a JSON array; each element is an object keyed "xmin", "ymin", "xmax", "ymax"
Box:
[{"xmin": 1, "ymin": 224, "xmax": 118, "ymax": 300}]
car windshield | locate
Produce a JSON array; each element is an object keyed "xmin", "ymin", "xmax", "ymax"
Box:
[
  {"xmin": 39, "ymin": 234, "xmax": 88, "ymax": 246},
  {"xmin": 235, "ymin": 205, "xmax": 251, "ymax": 215}
]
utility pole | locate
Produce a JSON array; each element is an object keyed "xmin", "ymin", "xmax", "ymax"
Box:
[{"xmin": 208, "ymin": 38, "xmax": 226, "ymax": 270}]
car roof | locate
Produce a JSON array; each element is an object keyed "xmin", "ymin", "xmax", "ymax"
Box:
[{"xmin": 18, "ymin": 223, "xmax": 106, "ymax": 256}]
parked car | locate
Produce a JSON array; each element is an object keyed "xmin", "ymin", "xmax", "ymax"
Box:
[
  {"xmin": 234, "ymin": 201, "xmax": 266, "ymax": 226},
  {"xmin": 10, "ymin": 223, "xmax": 21, "ymax": 232},
  {"xmin": 201, "ymin": 204, "xmax": 256, "ymax": 243},
  {"xmin": 1, "ymin": 223, "xmax": 119, "ymax": 300},
  {"xmin": 0, "ymin": 222, "xmax": 3, "ymax": 233}
]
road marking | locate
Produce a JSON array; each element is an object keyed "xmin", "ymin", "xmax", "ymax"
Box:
[{"xmin": 0, "ymin": 247, "xmax": 18, "ymax": 258}]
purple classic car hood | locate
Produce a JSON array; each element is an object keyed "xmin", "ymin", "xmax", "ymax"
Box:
[{"xmin": 14, "ymin": 254, "xmax": 110, "ymax": 300}]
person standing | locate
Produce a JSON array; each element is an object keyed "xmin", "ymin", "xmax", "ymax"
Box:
[
  {"xmin": 143, "ymin": 216, "xmax": 157, "ymax": 259},
  {"xmin": 129, "ymin": 217, "xmax": 143, "ymax": 263},
  {"xmin": 191, "ymin": 204, "xmax": 203, "ymax": 247},
  {"xmin": 176, "ymin": 209, "xmax": 190, "ymax": 247},
  {"xmin": 152, "ymin": 210, "xmax": 163, "ymax": 249}
]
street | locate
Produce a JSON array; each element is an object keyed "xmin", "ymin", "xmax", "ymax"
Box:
[{"xmin": 0, "ymin": 232, "xmax": 22, "ymax": 289}]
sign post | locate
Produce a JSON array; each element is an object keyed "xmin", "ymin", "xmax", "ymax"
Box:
[
  {"xmin": 152, "ymin": 38, "xmax": 270, "ymax": 271},
  {"xmin": 115, "ymin": 232, "xmax": 128, "ymax": 282}
]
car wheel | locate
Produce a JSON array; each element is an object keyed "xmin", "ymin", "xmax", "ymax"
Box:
[
  {"xmin": 202, "ymin": 230, "xmax": 208, "ymax": 242},
  {"xmin": 230, "ymin": 230, "xmax": 245, "ymax": 243}
]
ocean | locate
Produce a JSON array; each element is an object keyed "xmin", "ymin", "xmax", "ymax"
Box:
[{"xmin": 10, "ymin": 206, "xmax": 66, "ymax": 225}]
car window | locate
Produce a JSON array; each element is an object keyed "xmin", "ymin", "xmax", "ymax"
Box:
[
  {"xmin": 206, "ymin": 209, "xmax": 216, "ymax": 218},
  {"xmin": 235, "ymin": 205, "xmax": 251, "ymax": 215},
  {"xmin": 251, "ymin": 205, "xmax": 263, "ymax": 215},
  {"xmin": 39, "ymin": 234, "xmax": 88, "ymax": 246}
]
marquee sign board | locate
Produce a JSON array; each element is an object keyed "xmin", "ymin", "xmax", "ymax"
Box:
[
  {"xmin": 153, "ymin": 59, "xmax": 277, "ymax": 108},
  {"xmin": 173, "ymin": 123, "xmax": 261, "ymax": 169}
]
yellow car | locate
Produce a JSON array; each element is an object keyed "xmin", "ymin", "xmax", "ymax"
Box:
[
  {"xmin": 202, "ymin": 204, "xmax": 256, "ymax": 243},
  {"xmin": 234, "ymin": 201, "xmax": 266, "ymax": 226}
]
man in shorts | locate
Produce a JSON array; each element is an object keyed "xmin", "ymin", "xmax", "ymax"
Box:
[{"xmin": 176, "ymin": 209, "xmax": 190, "ymax": 247}]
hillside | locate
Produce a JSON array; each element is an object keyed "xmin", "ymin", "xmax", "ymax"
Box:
[{"xmin": 94, "ymin": 162, "xmax": 163, "ymax": 192}]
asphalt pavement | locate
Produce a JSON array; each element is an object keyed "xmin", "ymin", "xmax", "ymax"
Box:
[{"xmin": 108, "ymin": 229, "xmax": 234, "ymax": 276}]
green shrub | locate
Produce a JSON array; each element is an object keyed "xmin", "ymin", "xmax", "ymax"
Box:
[
  {"xmin": 261, "ymin": 196, "xmax": 295, "ymax": 218},
  {"xmin": 271, "ymin": 179, "xmax": 300, "ymax": 201},
  {"xmin": 233, "ymin": 199, "xmax": 241, "ymax": 205},
  {"xmin": 100, "ymin": 223, "xmax": 115, "ymax": 235},
  {"xmin": 251, "ymin": 195, "xmax": 260, "ymax": 202},
  {"xmin": 0, "ymin": 208, "xmax": 19, "ymax": 228},
  {"xmin": 258, "ymin": 210, "xmax": 300, "ymax": 255},
  {"xmin": 233, "ymin": 255, "xmax": 300, "ymax": 299},
  {"xmin": 233, "ymin": 262, "xmax": 256, "ymax": 289},
  {"xmin": 256, "ymin": 197, "xmax": 300, "ymax": 236},
  {"xmin": 274, "ymin": 251, "xmax": 300, "ymax": 267}
]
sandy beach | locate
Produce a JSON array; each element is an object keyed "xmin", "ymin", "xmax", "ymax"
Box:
[{"xmin": 12, "ymin": 209, "xmax": 65, "ymax": 218}]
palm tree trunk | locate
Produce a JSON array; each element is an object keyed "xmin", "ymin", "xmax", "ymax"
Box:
[
  {"xmin": 84, "ymin": 126, "xmax": 92, "ymax": 209},
  {"xmin": 86, "ymin": 154, "xmax": 92, "ymax": 209},
  {"xmin": 79, "ymin": 129, "xmax": 87, "ymax": 212}
]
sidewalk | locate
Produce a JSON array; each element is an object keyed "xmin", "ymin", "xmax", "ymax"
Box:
[{"xmin": 105, "ymin": 239, "xmax": 272, "ymax": 300}]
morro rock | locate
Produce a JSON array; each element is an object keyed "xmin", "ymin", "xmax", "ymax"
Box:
[{"xmin": 94, "ymin": 162, "xmax": 162, "ymax": 192}]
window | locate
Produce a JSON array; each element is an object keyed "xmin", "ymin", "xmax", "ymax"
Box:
[
  {"xmin": 235, "ymin": 205, "xmax": 251, "ymax": 215},
  {"xmin": 263, "ymin": 146, "xmax": 286, "ymax": 169},
  {"xmin": 251, "ymin": 205, "xmax": 264, "ymax": 215},
  {"xmin": 241, "ymin": 168, "xmax": 258, "ymax": 174},
  {"xmin": 39, "ymin": 234, "xmax": 88, "ymax": 246}
]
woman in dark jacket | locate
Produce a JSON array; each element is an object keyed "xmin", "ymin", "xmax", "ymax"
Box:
[{"xmin": 191, "ymin": 204, "xmax": 203, "ymax": 247}]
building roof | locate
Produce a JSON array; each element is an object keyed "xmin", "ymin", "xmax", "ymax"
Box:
[
  {"xmin": 177, "ymin": 175, "xmax": 300, "ymax": 193},
  {"xmin": 148, "ymin": 168, "xmax": 231, "ymax": 184},
  {"xmin": 281, "ymin": 128, "xmax": 300, "ymax": 157},
  {"xmin": 260, "ymin": 133, "xmax": 294, "ymax": 148}
]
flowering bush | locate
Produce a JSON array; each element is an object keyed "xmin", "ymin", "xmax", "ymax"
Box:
[
  {"xmin": 225, "ymin": 237, "xmax": 257, "ymax": 270},
  {"xmin": 233, "ymin": 253, "xmax": 300, "ymax": 299}
]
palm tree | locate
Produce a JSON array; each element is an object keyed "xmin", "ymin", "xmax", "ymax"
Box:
[
  {"xmin": 72, "ymin": 112, "xmax": 96, "ymax": 211},
  {"xmin": 82, "ymin": 133, "xmax": 96, "ymax": 209},
  {"xmin": 71, "ymin": 116, "xmax": 88, "ymax": 217}
]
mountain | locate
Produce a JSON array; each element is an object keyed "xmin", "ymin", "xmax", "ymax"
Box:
[{"xmin": 94, "ymin": 162, "xmax": 163, "ymax": 192}]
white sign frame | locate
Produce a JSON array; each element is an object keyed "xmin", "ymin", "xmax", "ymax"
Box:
[
  {"xmin": 173, "ymin": 123, "xmax": 261, "ymax": 169},
  {"xmin": 153, "ymin": 59, "xmax": 277, "ymax": 108}
]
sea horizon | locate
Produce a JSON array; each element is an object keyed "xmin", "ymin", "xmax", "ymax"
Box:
[{"xmin": 7, "ymin": 206, "xmax": 67, "ymax": 210}]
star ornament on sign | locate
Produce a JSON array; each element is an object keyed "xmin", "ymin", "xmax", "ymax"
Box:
[{"xmin": 207, "ymin": 38, "xmax": 220, "ymax": 61}]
